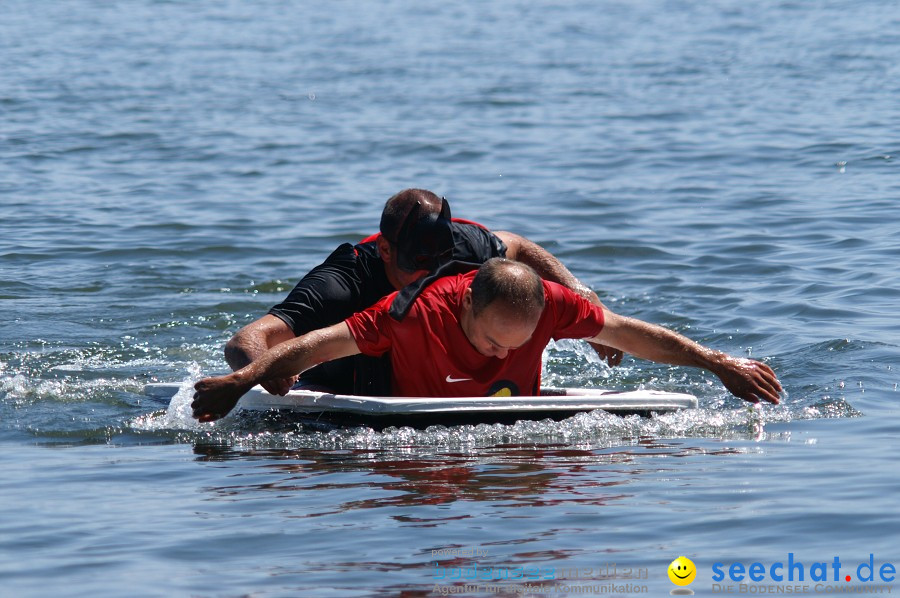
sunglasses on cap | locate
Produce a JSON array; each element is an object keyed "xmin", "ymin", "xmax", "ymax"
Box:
[{"xmin": 388, "ymin": 197, "xmax": 455, "ymax": 273}]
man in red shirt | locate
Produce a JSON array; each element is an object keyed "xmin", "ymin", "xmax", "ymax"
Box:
[{"xmin": 192, "ymin": 259, "xmax": 782, "ymax": 422}]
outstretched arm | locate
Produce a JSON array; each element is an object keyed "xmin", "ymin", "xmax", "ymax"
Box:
[
  {"xmin": 591, "ymin": 311, "xmax": 782, "ymax": 405},
  {"xmin": 495, "ymin": 230, "xmax": 624, "ymax": 367},
  {"xmin": 193, "ymin": 322, "xmax": 361, "ymax": 422}
]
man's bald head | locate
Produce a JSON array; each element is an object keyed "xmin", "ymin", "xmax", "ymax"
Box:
[{"xmin": 469, "ymin": 258, "xmax": 545, "ymax": 321}]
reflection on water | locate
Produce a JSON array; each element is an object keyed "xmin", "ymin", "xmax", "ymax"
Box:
[
  {"xmin": 166, "ymin": 438, "xmax": 765, "ymax": 595},
  {"xmin": 190, "ymin": 439, "xmax": 750, "ymax": 513}
]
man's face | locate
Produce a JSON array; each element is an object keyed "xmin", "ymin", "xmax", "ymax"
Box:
[
  {"xmin": 378, "ymin": 236, "xmax": 432, "ymax": 289},
  {"xmin": 462, "ymin": 297, "xmax": 539, "ymax": 359}
]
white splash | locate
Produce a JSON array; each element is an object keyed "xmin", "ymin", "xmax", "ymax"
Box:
[{"xmin": 130, "ymin": 365, "xmax": 214, "ymax": 432}]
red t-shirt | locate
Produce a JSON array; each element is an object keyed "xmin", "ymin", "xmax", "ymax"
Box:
[{"xmin": 344, "ymin": 272, "xmax": 605, "ymax": 397}]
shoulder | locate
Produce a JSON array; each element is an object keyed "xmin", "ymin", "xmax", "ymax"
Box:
[
  {"xmin": 314, "ymin": 241, "xmax": 370, "ymax": 268},
  {"xmin": 449, "ymin": 221, "xmax": 507, "ymax": 261},
  {"xmin": 543, "ymin": 280, "xmax": 595, "ymax": 313},
  {"xmin": 317, "ymin": 240, "xmax": 388, "ymax": 278},
  {"xmin": 268, "ymin": 241, "xmax": 392, "ymax": 334},
  {"xmin": 541, "ymin": 280, "xmax": 605, "ymax": 335},
  {"xmin": 298, "ymin": 241, "xmax": 384, "ymax": 286},
  {"xmin": 543, "ymin": 279, "xmax": 576, "ymax": 302},
  {"xmin": 449, "ymin": 220, "xmax": 491, "ymax": 238},
  {"xmin": 407, "ymin": 272, "xmax": 471, "ymax": 314}
]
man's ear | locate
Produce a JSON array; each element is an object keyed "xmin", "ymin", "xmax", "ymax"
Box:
[
  {"xmin": 376, "ymin": 235, "xmax": 392, "ymax": 263},
  {"xmin": 462, "ymin": 287, "xmax": 473, "ymax": 311}
]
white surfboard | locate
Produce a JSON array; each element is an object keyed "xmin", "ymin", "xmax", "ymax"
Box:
[{"xmin": 144, "ymin": 382, "xmax": 697, "ymax": 429}]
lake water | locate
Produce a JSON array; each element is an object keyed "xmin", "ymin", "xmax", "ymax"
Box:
[{"xmin": 1, "ymin": 1, "xmax": 898, "ymax": 596}]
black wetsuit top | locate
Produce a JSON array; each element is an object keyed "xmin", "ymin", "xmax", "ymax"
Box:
[{"xmin": 267, "ymin": 221, "xmax": 507, "ymax": 395}]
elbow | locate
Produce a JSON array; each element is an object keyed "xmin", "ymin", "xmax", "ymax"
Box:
[
  {"xmin": 493, "ymin": 230, "xmax": 523, "ymax": 259},
  {"xmin": 223, "ymin": 334, "xmax": 247, "ymax": 371},
  {"xmin": 224, "ymin": 325, "xmax": 265, "ymax": 371}
]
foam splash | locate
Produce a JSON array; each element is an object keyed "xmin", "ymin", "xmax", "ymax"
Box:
[
  {"xmin": 129, "ymin": 365, "xmax": 216, "ymax": 433},
  {"xmin": 177, "ymin": 395, "xmax": 853, "ymax": 454}
]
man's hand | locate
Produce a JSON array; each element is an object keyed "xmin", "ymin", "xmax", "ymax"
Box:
[
  {"xmin": 588, "ymin": 341, "xmax": 624, "ymax": 367},
  {"xmin": 260, "ymin": 375, "xmax": 298, "ymax": 396},
  {"xmin": 191, "ymin": 374, "xmax": 252, "ymax": 422},
  {"xmin": 711, "ymin": 356, "xmax": 782, "ymax": 405}
]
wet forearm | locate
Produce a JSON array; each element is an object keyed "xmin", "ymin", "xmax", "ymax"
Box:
[
  {"xmin": 232, "ymin": 331, "xmax": 319, "ymax": 387},
  {"xmin": 598, "ymin": 314, "xmax": 724, "ymax": 370},
  {"xmin": 231, "ymin": 324, "xmax": 360, "ymax": 389}
]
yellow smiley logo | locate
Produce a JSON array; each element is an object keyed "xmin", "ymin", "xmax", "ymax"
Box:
[{"xmin": 668, "ymin": 556, "xmax": 696, "ymax": 586}]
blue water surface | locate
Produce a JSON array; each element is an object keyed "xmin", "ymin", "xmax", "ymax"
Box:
[{"xmin": 1, "ymin": 1, "xmax": 898, "ymax": 596}]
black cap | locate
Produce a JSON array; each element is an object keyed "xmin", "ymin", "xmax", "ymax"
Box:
[{"xmin": 389, "ymin": 197, "xmax": 454, "ymax": 273}]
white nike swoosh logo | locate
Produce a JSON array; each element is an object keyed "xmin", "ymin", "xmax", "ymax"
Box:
[{"xmin": 445, "ymin": 375, "xmax": 472, "ymax": 383}]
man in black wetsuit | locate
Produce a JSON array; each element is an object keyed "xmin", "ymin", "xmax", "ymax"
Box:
[{"xmin": 224, "ymin": 188, "xmax": 621, "ymax": 396}]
